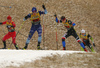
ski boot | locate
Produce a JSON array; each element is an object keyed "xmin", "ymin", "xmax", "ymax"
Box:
[
  {"xmin": 37, "ymin": 42, "xmax": 42, "ymax": 50},
  {"xmin": 22, "ymin": 44, "xmax": 28, "ymax": 50},
  {"xmin": 37, "ymin": 46, "xmax": 42, "ymax": 50},
  {"xmin": 1, "ymin": 47, "xmax": 6, "ymax": 49},
  {"xmin": 1, "ymin": 41, "xmax": 6, "ymax": 49},
  {"xmin": 91, "ymin": 47, "xmax": 95, "ymax": 52},
  {"xmin": 81, "ymin": 47, "xmax": 84, "ymax": 51},
  {"xmin": 84, "ymin": 48, "xmax": 88, "ymax": 52},
  {"xmin": 22, "ymin": 46, "xmax": 27, "ymax": 50},
  {"xmin": 15, "ymin": 45, "xmax": 18, "ymax": 50},
  {"xmin": 63, "ymin": 47, "xmax": 66, "ymax": 50}
]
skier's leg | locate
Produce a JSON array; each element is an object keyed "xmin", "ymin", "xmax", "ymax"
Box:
[
  {"xmin": 62, "ymin": 32, "xmax": 70, "ymax": 50},
  {"xmin": 87, "ymin": 42, "xmax": 95, "ymax": 52},
  {"xmin": 72, "ymin": 30, "xmax": 87, "ymax": 52},
  {"xmin": 62, "ymin": 37, "xmax": 66, "ymax": 50},
  {"xmin": 2, "ymin": 33, "xmax": 11, "ymax": 49},
  {"xmin": 37, "ymin": 25, "xmax": 42, "ymax": 50},
  {"xmin": 23, "ymin": 25, "xmax": 36, "ymax": 49},
  {"xmin": 80, "ymin": 39, "xmax": 87, "ymax": 51},
  {"xmin": 80, "ymin": 42, "xmax": 86, "ymax": 51},
  {"xmin": 11, "ymin": 32, "xmax": 18, "ymax": 50}
]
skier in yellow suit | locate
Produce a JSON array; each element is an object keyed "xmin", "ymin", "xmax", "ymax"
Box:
[{"xmin": 79, "ymin": 29, "xmax": 95, "ymax": 52}]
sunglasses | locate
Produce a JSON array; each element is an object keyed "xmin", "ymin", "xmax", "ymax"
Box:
[
  {"xmin": 32, "ymin": 9, "xmax": 36, "ymax": 13},
  {"xmin": 32, "ymin": 11, "xmax": 36, "ymax": 13},
  {"xmin": 61, "ymin": 18, "xmax": 66, "ymax": 21}
]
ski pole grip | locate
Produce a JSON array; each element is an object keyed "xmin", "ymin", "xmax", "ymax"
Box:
[{"xmin": 42, "ymin": 4, "xmax": 46, "ymax": 10}]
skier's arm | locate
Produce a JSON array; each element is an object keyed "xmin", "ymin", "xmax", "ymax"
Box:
[
  {"xmin": 72, "ymin": 22, "xmax": 76, "ymax": 26},
  {"xmin": 88, "ymin": 34, "xmax": 94, "ymax": 42},
  {"xmin": 54, "ymin": 14, "xmax": 61, "ymax": 23},
  {"xmin": 88, "ymin": 34, "xmax": 95, "ymax": 46},
  {"xmin": 12, "ymin": 22, "xmax": 16, "ymax": 28},
  {"xmin": 39, "ymin": 9, "xmax": 47, "ymax": 14},
  {"xmin": 55, "ymin": 17, "xmax": 60, "ymax": 23},
  {"xmin": 68, "ymin": 20, "xmax": 76, "ymax": 26},
  {"xmin": 42, "ymin": 4, "xmax": 47, "ymax": 14},
  {"xmin": 38, "ymin": 7, "xmax": 47, "ymax": 15},
  {"xmin": 23, "ymin": 13, "xmax": 31, "ymax": 21},
  {"xmin": 38, "ymin": 11, "xmax": 46, "ymax": 15},
  {"xmin": 38, "ymin": 5, "xmax": 47, "ymax": 15},
  {"xmin": 0, "ymin": 22, "xmax": 3, "ymax": 25},
  {"xmin": 0, "ymin": 21, "xmax": 6, "ymax": 25},
  {"xmin": 90, "ymin": 37, "xmax": 94, "ymax": 43}
]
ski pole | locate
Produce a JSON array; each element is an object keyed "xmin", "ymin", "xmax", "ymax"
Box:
[
  {"xmin": 8, "ymin": 21, "xmax": 25, "ymax": 49},
  {"xmin": 54, "ymin": 13, "xmax": 58, "ymax": 50},
  {"xmin": 55, "ymin": 21, "xmax": 58, "ymax": 50},
  {"xmin": 18, "ymin": 32, "xmax": 33, "ymax": 40},
  {"xmin": 93, "ymin": 44, "xmax": 97, "ymax": 52},
  {"xmin": 0, "ymin": 5, "xmax": 12, "ymax": 8},
  {"xmin": 43, "ymin": 14, "xmax": 45, "ymax": 50},
  {"xmin": 19, "ymin": 32, "xmax": 28, "ymax": 38}
]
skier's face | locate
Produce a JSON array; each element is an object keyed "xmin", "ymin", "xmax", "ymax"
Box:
[
  {"xmin": 62, "ymin": 19, "xmax": 66, "ymax": 23},
  {"xmin": 32, "ymin": 12, "xmax": 36, "ymax": 15},
  {"xmin": 7, "ymin": 19, "xmax": 11, "ymax": 22},
  {"xmin": 82, "ymin": 33, "xmax": 85, "ymax": 35}
]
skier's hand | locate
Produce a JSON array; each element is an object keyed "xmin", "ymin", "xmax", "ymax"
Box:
[
  {"xmin": 0, "ymin": 22, "xmax": 3, "ymax": 25},
  {"xmin": 42, "ymin": 4, "xmax": 46, "ymax": 10},
  {"xmin": 54, "ymin": 14, "xmax": 57, "ymax": 17},
  {"xmin": 93, "ymin": 43, "xmax": 95, "ymax": 47},
  {"xmin": 23, "ymin": 18, "xmax": 26, "ymax": 21},
  {"xmin": 7, "ymin": 25, "xmax": 11, "ymax": 28}
]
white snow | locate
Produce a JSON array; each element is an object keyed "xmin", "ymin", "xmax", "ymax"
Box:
[{"xmin": 0, "ymin": 49, "xmax": 85, "ymax": 68}]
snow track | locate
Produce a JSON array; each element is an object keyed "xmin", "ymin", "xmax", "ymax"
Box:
[{"xmin": 0, "ymin": 50, "xmax": 86, "ymax": 68}]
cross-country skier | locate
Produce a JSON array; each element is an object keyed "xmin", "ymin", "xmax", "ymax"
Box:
[
  {"xmin": 54, "ymin": 15, "xmax": 87, "ymax": 52},
  {"xmin": 79, "ymin": 29, "xmax": 95, "ymax": 52},
  {"xmin": 0, "ymin": 15, "xmax": 18, "ymax": 49},
  {"xmin": 22, "ymin": 4, "xmax": 47, "ymax": 50}
]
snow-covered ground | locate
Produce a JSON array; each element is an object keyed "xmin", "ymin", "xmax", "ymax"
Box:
[{"xmin": 0, "ymin": 50, "xmax": 86, "ymax": 68}]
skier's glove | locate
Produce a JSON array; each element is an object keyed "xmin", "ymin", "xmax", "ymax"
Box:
[
  {"xmin": 54, "ymin": 14, "xmax": 57, "ymax": 17},
  {"xmin": 7, "ymin": 25, "xmax": 11, "ymax": 28},
  {"xmin": 0, "ymin": 22, "xmax": 3, "ymax": 25},
  {"xmin": 93, "ymin": 43, "xmax": 95, "ymax": 47},
  {"xmin": 42, "ymin": 4, "xmax": 46, "ymax": 10},
  {"xmin": 23, "ymin": 18, "xmax": 26, "ymax": 21}
]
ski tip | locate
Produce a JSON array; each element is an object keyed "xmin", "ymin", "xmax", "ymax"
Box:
[
  {"xmin": 21, "ymin": 48, "xmax": 26, "ymax": 50},
  {"xmin": 8, "ymin": 48, "xmax": 10, "ymax": 50}
]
